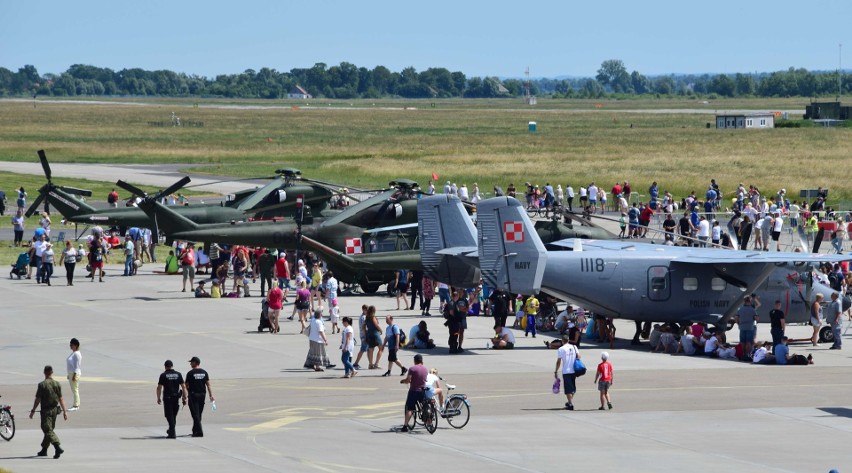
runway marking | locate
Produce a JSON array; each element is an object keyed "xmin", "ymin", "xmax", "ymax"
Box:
[
  {"xmin": 287, "ymin": 386, "xmax": 378, "ymax": 391},
  {"xmin": 225, "ymin": 415, "xmax": 313, "ymax": 432},
  {"xmin": 83, "ymin": 376, "xmax": 149, "ymax": 385}
]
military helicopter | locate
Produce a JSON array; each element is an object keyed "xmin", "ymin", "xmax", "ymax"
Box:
[
  {"xmin": 418, "ymin": 194, "xmax": 852, "ymax": 342},
  {"xmin": 25, "ymin": 150, "xmax": 336, "ymax": 233}
]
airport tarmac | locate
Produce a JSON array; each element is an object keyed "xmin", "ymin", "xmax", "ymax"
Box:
[{"xmin": 1, "ymin": 262, "xmax": 851, "ymax": 473}]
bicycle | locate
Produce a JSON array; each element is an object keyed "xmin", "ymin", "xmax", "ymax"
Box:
[
  {"xmin": 0, "ymin": 395, "xmax": 15, "ymax": 441},
  {"xmin": 405, "ymin": 388, "xmax": 438, "ymax": 434},
  {"xmin": 407, "ymin": 382, "xmax": 470, "ymax": 431}
]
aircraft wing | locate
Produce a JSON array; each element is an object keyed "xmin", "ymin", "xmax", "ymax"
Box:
[{"xmin": 547, "ymin": 238, "xmax": 852, "ymax": 264}]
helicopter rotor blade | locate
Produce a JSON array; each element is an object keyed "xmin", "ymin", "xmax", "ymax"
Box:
[
  {"xmin": 58, "ymin": 185, "xmax": 93, "ymax": 197},
  {"xmin": 25, "ymin": 194, "xmax": 45, "ymax": 218},
  {"xmin": 116, "ymin": 180, "xmax": 148, "ymax": 198},
  {"xmin": 37, "ymin": 149, "xmax": 52, "ymax": 182},
  {"xmin": 182, "ymin": 176, "xmax": 276, "ymax": 189},
  {"xmin": 154, "ymin": 176, "xmax": 192, "ymax": 202}
]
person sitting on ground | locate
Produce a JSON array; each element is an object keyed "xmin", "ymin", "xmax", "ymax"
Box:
[
  {"xmin": 752, "ymin": 341, "xmax": 775, "ymax": 364},
  {"xmin": 210, "ymin": 279, "xmax": 221, "ymax": 299},
  {"xmin": 164, "ymin": 250, "xmax": 179, "ymax": 274},
  {"xmin": 678, "ymin": 330, "xmax": 700, "ymax": 356},
  {"xmin": 703, "ymin": 331, "xmax": 723, "ymax": 357},
  {"xmin": 648, "ymin": 324, "xmax": 663, "ymax": 351},
  {"xmin": 407, "ymin": 321, "xmax": 435, "ymax": 349},
  {"xmin": 654, "ymin": 325, "xmax": 678, "ymax": 354},
  {"xmin": 195, "ymin": 280, "xmax": 211, "ymax": 298},
  {"xmin": 491, "ymin": 324, "xmax": 515, "ymax": 349},
  {"xmin": 554, "ymin": 306, "xmax": 574, "ymax": 334}
]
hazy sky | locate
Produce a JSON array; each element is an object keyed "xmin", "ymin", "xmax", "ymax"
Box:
[{"xmin": 2, "ymin": 0, "xmax": 849, "ymax": 78}]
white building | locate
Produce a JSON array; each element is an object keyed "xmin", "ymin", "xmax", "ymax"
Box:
[
  {"xmin": 287, "ymin": 85, "xmax": 312, "ymax": 99},
  {"xmin": 716, "ymin": 113, "xmax": 775, "ymax": 129}
]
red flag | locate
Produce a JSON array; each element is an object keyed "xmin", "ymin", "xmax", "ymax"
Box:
[{"xmin": 431, "ymin": 172, "xmax": 439, "ymax": 181}]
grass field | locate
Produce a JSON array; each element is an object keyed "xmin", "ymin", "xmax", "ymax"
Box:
[{"xmin": 0, "ymin": 97, "xmax": 850, "ymax": 207}]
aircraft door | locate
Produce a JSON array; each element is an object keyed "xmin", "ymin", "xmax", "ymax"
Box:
[{"xmin": 647, "ymin": 266, "xmax": 671, "ymax": 301}]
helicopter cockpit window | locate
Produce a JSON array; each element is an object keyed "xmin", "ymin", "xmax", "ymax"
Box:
[{"xmin": 683, "ymin": 277, "xmax": 698, "ymax": 291}]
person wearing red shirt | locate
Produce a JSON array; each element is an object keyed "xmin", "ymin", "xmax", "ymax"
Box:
[
  {"xmin": 274, "ymin": 253, "xmax": 291, "ymax": 302},
  {"xmin": 639, "ymin": 204, "xmax": 654, "ymax": 238},
  {"xmin": 267, "ymin": 285, "xmax": 283, "ymax": 334},
  {"xmin": 594, "ymin": 352, "xmax": 613, "ymax": 410}
]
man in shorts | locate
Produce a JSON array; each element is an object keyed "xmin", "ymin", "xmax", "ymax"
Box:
[
  {"xmin": 491, "ymin": 324, "xmax": 515, "ymax": 349},
  {"xmin": 554, "ymin": 334, "xmax": 580, "ymax": 410},
  {"xmin": 400, "ymin": 354, "xmax": 427, "ymax": 432}
]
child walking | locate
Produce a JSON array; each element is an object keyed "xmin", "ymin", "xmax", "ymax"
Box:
[{"xmin": 594, "ymin": 351, "xmax": 613, "ymax": 410}]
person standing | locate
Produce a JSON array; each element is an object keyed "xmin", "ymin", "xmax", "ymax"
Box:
[
  {"xmin": 524, "ymin": 293, "xmax": 540, "ymax": 338},
  {"xmin": 408, "ymin": 269, "xmax": 424, "ymax": 311},
  {"xmin": 122, "ymin": 235, "xmax": 134, "ymax": 277},
  {"xmin": 827, "ymin": 292, "xmax": 843, "ymax": 350},
  {"xmin": 66, "ymin": 339, "xmax": 82, "ymax": 411},
  {"xmin": 59, "ymin": 241, "xmax": 78, "ymax": 286},
  {"xmin": 12, "ymin": 209, "xmax": 24, "ymax": 247},
  {"xmin": 179, "ymin": 245, "xmax": 195, "ymax": 292},
  {"xmin": 41, "ymin": 242, "xmax": 55, "ymax": 286},
  {"xmin": 554, "ymin": 334, "xmax": 580, "ymax": 410},
  {"xmin": 399, "ymin": 354, "xmax": 428, "ymax": 432},
  {"xmin": 185, "ymin": 357, "xmax": 214, "ymax": 438},
  {"xmin": 488, "ymin": 287, "xmax": 511, "ymax": 329},
  {"xmin": 107, "ymin": 188, "xmax": 119, "ymax": 208},
  {"xmin": 267, "ymin": 283, "xmax": 283, "ymax": 334},
  {"xmin": 379, "ymin": 315, "xmax": 407, "ymax": 376},
  {"xmin": 156, "ymin": 360, "xmax": 186, "ymax": 439},
  {"xmin": 593, "ymin": 352, "xmax": 613, "ymax": 410},
  {"xmin": 257, "ymin": 249, "xmax": 275, "ymax": 298},
  {"xmin": 735, "ymin": 295, "xmax": 760, "ymax": 358},
  {"xmin": 274, "ymin": 252, "xmax": 291, "ymax": 301},
  {"xmin": 810, "ymin": 293, "xmax": 824, "ymax": 347},
  {"xmin": 565, "ymin": 184, "xmax": 575, "ymax": 212},
  {"xmin": 0, "ymin": 187, "xmax": 5, "ymax": 216},
  {"xmin": 304, "ymin": 309, "xmax": 335, "ymax": 371},
  {"xmin": 29, "ymin": 365, "xmax": 68, "ymax": 458},
  {"xmin": 768, "ymin": 300, "xmax": 786, "ymax": 351},
  {"xmin": 340, "ymin": 317, "xmax": 357, "ymax": 378}
]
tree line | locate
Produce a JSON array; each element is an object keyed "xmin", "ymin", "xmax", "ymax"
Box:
[{"xmin": 0, "ymin": 60, "xmax": 850, "ymax": 99}]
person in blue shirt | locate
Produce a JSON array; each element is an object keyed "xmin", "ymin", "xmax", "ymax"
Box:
[{"xmin": 774, "ymin": 337, "xmax": 790, "ymax": 365}]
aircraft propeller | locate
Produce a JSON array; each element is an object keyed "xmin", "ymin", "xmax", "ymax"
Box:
[{"xmin": 25, "ymin": 150, "xmax": 94, "ymax": 217}]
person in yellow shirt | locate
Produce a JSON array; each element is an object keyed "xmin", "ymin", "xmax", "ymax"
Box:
[
  {"xmin": 210, "ymin": 280, "xmax": 221, "ymax": 299},
  {"xmin": 524, "ymin": 294, "xmax": 540, "ymax": 338}
]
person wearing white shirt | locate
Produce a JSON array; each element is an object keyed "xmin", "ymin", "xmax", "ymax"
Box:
[
  {"xmin": 458, "ymin": 184, "xmax": 469, "ymax": 201},
  {"xmin": 66, "ymin": 338, "xmax": 82, "ymax": 410},
  {"xmin": 697, "ymin": 216, "xmax": 711, "ymax": 247},
  {"xmin": 588, "ymin": 184, "xmax": 598, "ymax": 212},
  {"xmin": 491, "ymin": 324, "xmax": 516, "ymax": 349},
  {"xmin": 425, "ymin": 368, "xmax": 444, "ymax": 408},
  {"xmin": 711, "ymin": 221, "xmax": 722, "ymax": 245},
  {"xmin": 566, "ymin": 185, "xmax": 575, "ymax": 211},
  {"xmin": 554, "ymin": 335, "xmax": 580, "ymax": 410}
]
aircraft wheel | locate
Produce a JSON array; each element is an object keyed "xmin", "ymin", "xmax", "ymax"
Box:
[
  {"xmin": 818, "ymin": 326, "xmax": 834, "ymax": 344},
  {"xmin": 359, "ymin": 282, "xmax": 380, "ymax": 294}
]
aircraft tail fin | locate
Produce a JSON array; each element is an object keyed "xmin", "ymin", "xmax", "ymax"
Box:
[
  {"xmin": 417, "ymin": 195, "xmax": 480, "ymax": 288},
  {"xmin": 476, "ymin": 197, "xmax": 547, "ymax": 295},
  {"xmin": 138, "ymin": 201, "xmax": 200, "ymax": 236},
  {"xmin": 44, "ymin": 187, "xmax": 98, "ymax": 219}
]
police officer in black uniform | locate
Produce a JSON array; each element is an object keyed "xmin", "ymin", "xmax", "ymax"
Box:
[
  {"xmin": 156, "ymin": 360, "xmax": 186, "ymax": 439},
  {"xmin": 185, "ymin": 356, "xmax": 214, "ymax": 437}
]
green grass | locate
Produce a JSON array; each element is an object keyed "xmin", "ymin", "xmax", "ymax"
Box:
[{"xmin": 0, "ymin": 97, "xmax": 850, "ymax": 206}]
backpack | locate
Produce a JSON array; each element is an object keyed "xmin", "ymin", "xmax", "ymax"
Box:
[{"xmin": 395, "ymin": 324, "xmax": 406, "ymax": 346}]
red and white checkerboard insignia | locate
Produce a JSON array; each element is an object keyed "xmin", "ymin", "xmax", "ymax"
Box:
[
  {"xmin": 345, "ymin": 238, "xmax": 363, "ymax": 255},
  {"xmin": 503, "ymin": 221, "xmax": 524, "ymax": 243}
]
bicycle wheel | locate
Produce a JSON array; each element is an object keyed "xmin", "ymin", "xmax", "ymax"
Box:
[
  {"xmin": 0, "ymin": 410, "xmax": 14, "ymax": 441},
  {"xmin": 423, "ymin": 401, "xmax": 437, "ymax": 434},
  {"xmin": 445, "ymin": 396, "xmax": 470, "ymax": 429},
  {"xmin": 527, "ymin": 206, "xmax": 538, "ymax": 218}
]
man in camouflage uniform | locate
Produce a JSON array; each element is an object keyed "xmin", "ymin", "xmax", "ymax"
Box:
[{"xmin": 29, "ymin": 365, "xmax": 68, "ymax": 458}]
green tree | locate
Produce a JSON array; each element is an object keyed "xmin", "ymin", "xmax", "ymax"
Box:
[{"xmin": 734, "ymin": 73, "xmax": 754, "ymax": 96}]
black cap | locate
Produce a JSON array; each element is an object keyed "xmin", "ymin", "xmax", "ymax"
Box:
[
  {"xmin": 164, "ymin": 360, "xmax": 173, "ymax": 368},
  {"xmin": 189, "ymin": 356, "xmax": 200, "ymax": 364}
]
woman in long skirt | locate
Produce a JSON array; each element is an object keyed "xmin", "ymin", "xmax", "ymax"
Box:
[{"xmin": 304, "ymin": 309, "xmax": 335, "ymax": 371}]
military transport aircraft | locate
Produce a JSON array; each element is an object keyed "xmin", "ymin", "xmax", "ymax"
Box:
[
  {"xmin": 418, "ymin": 194, "xmax": 851, "ymax": 342},
  {"xmin": 25, "ymin": 150, "xmax": 335, "ymax": 232}
]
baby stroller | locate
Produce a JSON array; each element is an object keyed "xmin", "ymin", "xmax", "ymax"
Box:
[{"xmin": 9, "ymin": 252, "xmax": 29, "ymax": 279}]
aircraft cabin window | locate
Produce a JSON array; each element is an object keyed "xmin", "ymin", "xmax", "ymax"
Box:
[
  {"xmin": 711, "ymin": 277, "xmax": 726, "ymax": 291},
  {"xmin": 683, "ymin": 277, "xmax": 698, "ymax": 291},
  {"xmin": 651, "ymin": 277, "xmax": 667, "ymax": 292}
]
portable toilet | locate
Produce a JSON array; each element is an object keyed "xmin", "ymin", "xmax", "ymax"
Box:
[{"xmin": 528, "ymin": 121, "xmax": 537, "ymax": 133}]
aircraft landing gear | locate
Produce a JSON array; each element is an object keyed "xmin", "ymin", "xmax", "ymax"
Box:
[
  {"xmin": 631, "ymin": 320, "xmax": 643, "ymax": 345},
  {"xmin": 819, "ymin": 326, "xmax": 834, "ymax": 344}
]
